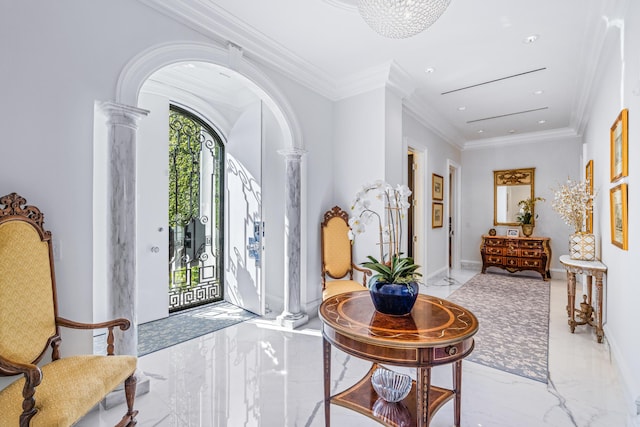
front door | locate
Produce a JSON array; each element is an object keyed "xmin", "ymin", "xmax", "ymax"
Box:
[{"xmin": 224, "ymin": 102, "xmax": 265, "ymax": 316}]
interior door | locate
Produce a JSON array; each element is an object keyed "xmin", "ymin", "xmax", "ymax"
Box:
[{"xmin": 224, "ymin": 102, "xmax": 265, "ymax": 316}]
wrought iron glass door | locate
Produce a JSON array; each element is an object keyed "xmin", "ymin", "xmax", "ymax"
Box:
[{"xmin": 168, "ymin": 106, "xmax": 224, "ymax": 312}]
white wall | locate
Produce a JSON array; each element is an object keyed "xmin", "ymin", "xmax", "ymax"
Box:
[
  {"xmin": 0, "ymin": 0, "xmax": 215, "ymax": 355},
  {"xmin": 331, "ymin": 89, "xmax": 387, "ymax": 272},
  {"xmin": 460, "ymin": 136, "xmax": 582, "ymax": 274},
  {"xmin": 403, "ymin": 112, "xmax": 462, "ymax": 278},
  {"xmin": 582, "ymin": 0, "xmax": 640, "ymax": 409}
]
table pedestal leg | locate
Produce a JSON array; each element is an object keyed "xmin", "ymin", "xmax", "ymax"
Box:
[
  {"xmin": 323, "ymin": 337, "xmax": 331, "ymax": 426},
  {"xmin": 416, "ymin": 367, "xmax": 431, "ymax": 427},
  {"xmin": 568, "ymin": 272, "xmax": 577, "ymax": 332},
  {"xmin": 595, "ymin": 273, "xmax": 604, "ymax": 343},
  {"xmin": 453, "ymin": 360, "xmax": 462, "ymax": 427},
  {"xmin": 566, "ymin": 271, "xmax": 572, "ymax": 316}
]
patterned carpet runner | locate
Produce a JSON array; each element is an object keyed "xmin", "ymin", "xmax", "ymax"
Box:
[{"xmin": 446, "ymin": 273, "xmax": 550, "ymax": 383}]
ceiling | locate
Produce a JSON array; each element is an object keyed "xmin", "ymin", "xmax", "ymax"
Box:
[{"xmin": 140, "ymin": 0, "xmax": 615, "ymax": 149}]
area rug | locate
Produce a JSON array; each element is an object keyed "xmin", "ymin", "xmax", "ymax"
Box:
[
  {"xmin": 446, "ymin": 273, "xmax": 550, "ymax": 383},
  {"xmin": 138, "ymin": 301, "xmax": 257, "ymax": 356}
]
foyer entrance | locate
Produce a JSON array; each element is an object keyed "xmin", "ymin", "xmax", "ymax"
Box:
[{"xmin": 168, "ymin": 106, "xmax": 225, "ymax": 312}]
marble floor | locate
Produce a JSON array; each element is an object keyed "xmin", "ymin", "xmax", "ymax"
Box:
[{"xmin": 79, "ymin": 270, "xmax": 638, "ymax": 426}]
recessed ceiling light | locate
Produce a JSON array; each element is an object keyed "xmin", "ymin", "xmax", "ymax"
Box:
[
  {"xmin": 523, "ymin": 34, "xmax": 539, "ymax": 44},
  {"xmin": 458, "ymin": 106, "xmax": 466, "ymax": 111},
  {"xmin": 538, "ymin": 120, "xmax": 546, "ymax": 124},
  {"xmin": 184, "ymin": 63, "xmax": 196, "ymax": 69},
  {"xmin": 508, "ymin": 129, "xmax": 516, "ymax": 134},
  {"xmin": 533, "ymin": 90, "xmax": 544, "ymax": 95},
  {"xmin": 477, "ymin": 129, "xmax": 484, "ymax": 134},
  {"xmin": 425, "ymin": 67, "xmax": 435, "ymax": 74}
]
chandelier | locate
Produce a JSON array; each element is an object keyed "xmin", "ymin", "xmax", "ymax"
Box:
[{"xmin": 357, "ymin": 0, "xmax": 452, "ymax": 39}]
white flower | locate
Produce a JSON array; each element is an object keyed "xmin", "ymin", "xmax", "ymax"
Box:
[{"xmin": 348, "ymin": 180, "xmax": 412, "ymax": 262}]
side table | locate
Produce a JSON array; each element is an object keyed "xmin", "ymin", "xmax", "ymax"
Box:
[
  {"xmin": 319, "ymin": 291, "xmax": 478, "ymax": 426},
  {"xmin": 559, "ymin": 255, "xmax": 607, "ymax": 343}
]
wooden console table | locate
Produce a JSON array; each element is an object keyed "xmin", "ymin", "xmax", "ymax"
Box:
[
  {"xmin": 319, "ymin": 291, "xmax": 478, "ymax": 426},
  {"xmin": 559, "ymin": 255, "xmax": 607, "ymax": 343},
  {"xmin": 480, "ymin": 234, "xmax": 551, "ymax": 280}
]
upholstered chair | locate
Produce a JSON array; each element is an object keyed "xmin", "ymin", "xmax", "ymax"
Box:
[
  {"xmin": 0, "ymin": 193, "xmax": 137, "ymax": 427},
  {"xmin": 321, "ymin": 206, "xmax": 371, "ymax": 300}
]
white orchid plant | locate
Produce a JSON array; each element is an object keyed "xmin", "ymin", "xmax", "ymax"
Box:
[
  {"xmin": 348, "ymin": 181, "xmax": 421, "ymax": 286},
  {"xmin": 551, "ymin": 178, "xmax": 595, "ymax": 233}
]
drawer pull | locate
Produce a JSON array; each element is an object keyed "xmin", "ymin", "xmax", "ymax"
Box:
[{"xmin": 445, "ymin": 345, "xmax": 458, "ymax": 356}]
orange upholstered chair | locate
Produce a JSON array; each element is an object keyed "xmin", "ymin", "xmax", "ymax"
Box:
[
  {"xmin": 321, "ymin": 206, "xmax": 371, "ymax": 300},
  {"xmin": 0, "ymin": 193, "xmax": 138, "ymax": 427}
]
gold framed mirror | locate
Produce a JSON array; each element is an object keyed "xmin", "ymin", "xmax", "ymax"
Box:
[{"xmin": 494, "ymin": 168, "xmax": 535, "ymax": 226}]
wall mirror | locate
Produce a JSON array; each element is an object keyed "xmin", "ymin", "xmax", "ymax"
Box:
[{"xmin": 494, "ymin": 168, "xmax": 535, "ymax": 226}]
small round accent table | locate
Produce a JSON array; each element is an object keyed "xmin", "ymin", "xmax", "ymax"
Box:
[{"xmin": 319, "ymin": 291, "xmax": 478, "ymax": 427}]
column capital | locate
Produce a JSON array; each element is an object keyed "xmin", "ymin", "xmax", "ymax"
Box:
[
  {"xmin": 99, "ymin": 101, "xmax": 149, "ymax": 129},
  {"xmin": 277, "ymin": 147, "xmax": 307, "ymax": 160}
]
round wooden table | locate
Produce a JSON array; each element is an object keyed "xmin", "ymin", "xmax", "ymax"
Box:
[{"xmin": 319, "ymin": 291, "xmax": 478, "ymax": 427}]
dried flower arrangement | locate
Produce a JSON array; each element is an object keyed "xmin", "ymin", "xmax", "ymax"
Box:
[{"xmin": 551, "ymin": 178, "xmax": 595, "ymax": 233}]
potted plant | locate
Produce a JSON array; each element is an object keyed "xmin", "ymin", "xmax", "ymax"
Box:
[
  {"xmin": 349, "ymin": 181, "xmax": 422, "ymax": 316},
  {"xmin": 551, "ymin": 178, "xmax": 596, "ymax": 260},
  {"xmin": 516, "ymin": 196, "xmax": 545, "ymax": 237}
]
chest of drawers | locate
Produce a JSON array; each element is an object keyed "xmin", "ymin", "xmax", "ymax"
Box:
[{"xmin": 480, "ymin": 235, "xmax": 551, "ymax": 280}]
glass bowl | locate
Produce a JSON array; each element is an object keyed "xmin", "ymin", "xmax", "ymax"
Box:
[{"xmin": 371, "ymin": 367, "xmax": 412, "ymax": 403}]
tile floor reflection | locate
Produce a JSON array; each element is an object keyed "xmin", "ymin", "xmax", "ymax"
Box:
[{"xmin": 78, "ymin": 270, "xmax": 638, "ymax": 426}]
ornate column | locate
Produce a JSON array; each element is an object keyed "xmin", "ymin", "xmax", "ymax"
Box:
[
  {"xmin": 276, "ymin": 148, "xmax": 308, "ymax": 328},
  {"xmin": 98, "ymin": 101, "xmax": 148, "ymax": 356}
]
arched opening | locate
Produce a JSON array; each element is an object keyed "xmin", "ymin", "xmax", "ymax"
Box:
[{"xmin": 96, "ymin": 42, "xmax": 305, "ymax": 328}]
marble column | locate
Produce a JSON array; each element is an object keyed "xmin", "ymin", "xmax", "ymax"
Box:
[
  {"xmin": 276, "ymin": 148, "xmax": 308, "ymax": 328},
  {"xmin": 99, "ymin": 101, "xmax": 148, "ymax": 356}
]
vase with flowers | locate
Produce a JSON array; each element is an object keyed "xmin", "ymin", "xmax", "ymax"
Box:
[
  {"xmin": 349, "ymin": 181, "xmax": 421, "ymax": 316},
  {"xmin": 551, "ymin": 178, "xmax": 596, "ymax": 260},
  {"xmin": 516, "ymin": 196, "xmax": 545, "ymax": 237}
]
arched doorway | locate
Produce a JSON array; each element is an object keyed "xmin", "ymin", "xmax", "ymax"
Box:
[{"xmin": 112, "ymin": 42, "xmax": 304, "ymax": 326}]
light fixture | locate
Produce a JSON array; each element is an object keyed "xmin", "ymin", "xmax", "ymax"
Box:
[
  {"xmin": 538, "ymin": 120, "xmax": 546, "ymax": 124},
  {"xmin": 425, "ymin": 67, "xmax": 435, "ymax": 73},
  {"xmin": 358, "ymin": 0, "xmax": 452, "ymax": 39},
  {"xmin": 523, "ymin": 34, "xmax": 539, "ymax": 44},
  {"xmin": 457, "ymin": 106, "xmax": 466, "ymax": 111},
  {"xmin": 533, "ymin": 90, "xmax": 544, "ymax": 95}
]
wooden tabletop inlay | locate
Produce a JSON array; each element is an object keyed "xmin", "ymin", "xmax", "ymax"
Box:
[{"xmin": 319, "ymin": 291, "xmax": 478, "ymax": 348}]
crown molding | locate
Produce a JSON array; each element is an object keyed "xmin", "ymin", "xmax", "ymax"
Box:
[
  {"xmin": 570, "ymin": 0, "xmax": 629, "ymax": 136},
  {"xmin": 322, "ymin": 0, "xmax": 358, "ymax": 12},
  {"xmin": 138, "ymin": 0, "xmax": 342, "ymax": 99},
  {"xmin": 333, "ymin": 61, "xmax": 416, "ymax": 100},
  {"xmin": 462, "ymin": 127, "xmax": 580, "ymax": 151},
  {"xmin": 403, "ymin": 96, "xmax": 465, "ymax": 149}
]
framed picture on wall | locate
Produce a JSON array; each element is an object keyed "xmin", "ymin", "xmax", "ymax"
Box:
[
  {"xmin": 585, "ymin": 160, "xmax": 594, "ymax": 233},
  {"xmin": 432, "ymin": 202, "xmax": 443, "ymax": 228},
  {"xmin": 610, "ymin": 109, "xmax": 628, "ymax": 182},
  {"xmin": 610, "ymin": 183, "xmax": 628, "ymax": 250},
  {"xmin": 432, "ymin": 174, "xmax": 444, "ymax": 201}
]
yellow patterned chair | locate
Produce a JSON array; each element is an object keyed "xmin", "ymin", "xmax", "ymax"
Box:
[
  {"xmin": 0, "ymin": 193, "xmax": 138, "ymax": 427},
  {"xmin": 321, "ymin": 206, "xmax": 371, "ymax": 300}
]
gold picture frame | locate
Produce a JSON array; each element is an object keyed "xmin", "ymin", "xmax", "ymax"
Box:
[
  {"xmin": 432, "ymin": 202, "xmax": 443, "ymax": 228},
  {"xmin": 610, "ymin": 183, "xmax": 628, "ymax": 250},
  {"xmin": 610, "ymin": 109, "xmax": 628, "ymax": 182},
  {"xmin": 585, "ymin": 160, "xmax": 593, "ymax": 233},
  {"xmin": 432, "ymin": 173, "xmax": 444, "ymax": 201}
]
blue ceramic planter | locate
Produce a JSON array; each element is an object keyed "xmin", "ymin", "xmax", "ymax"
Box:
[{"xmin": 369, "ymin": 281, "xmax": 419, "ymax": 316}]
